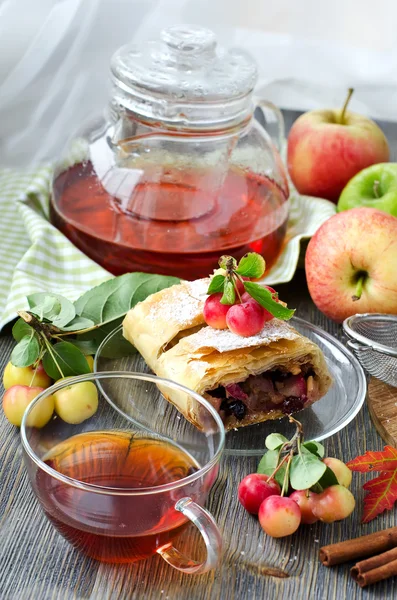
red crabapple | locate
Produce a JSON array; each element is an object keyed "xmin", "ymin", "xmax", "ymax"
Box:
[
  {"xmin": 259, "ymin": 495, "xmax": 301, "ymax": 537},
  {"xmin": 203, "ymin": 293, "xmax": 231, "ymax": 329},
  {"xmin": 241, "ymin": 293, "xmax": 273, "ymax": 321},
  {"xmin": 289, "ymin": 490, "xmax": 318, "ymax": 524},
  {"xmin": 235, "ymin": 276, "xmax": 250, "ymax": 296},
  {"xmin": 312, "ymin": 485, "xmax": 355, "ymax": 523},
  {"xmin": 264, "ymin": 285, "xmax": 277, "ymax": 295},
  {"xmin": 226, "ymin": 301, "xmax": 267, "ymax": 337},
  {"xmin": 238, "ymin": 474, "xmax": 281, "ymax": 514}
]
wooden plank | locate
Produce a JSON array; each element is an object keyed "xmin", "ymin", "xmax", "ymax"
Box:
[{"xmin": 368, "ymin": 378, "xmax": 397, "ymax": 446}]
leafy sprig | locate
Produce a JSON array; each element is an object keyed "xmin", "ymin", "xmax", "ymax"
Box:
[
  {"xmin": 10, "ymin": 273, "xmax": 179, "ymax": 379},
  {"xmin": 257, "ymin": 418, "xmax": 338, "ymax": 493},
  {"xmin": 207, "ymin": 253, "xmax": 295, "ymax": 320}
]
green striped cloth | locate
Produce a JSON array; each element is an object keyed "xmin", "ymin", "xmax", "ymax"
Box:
[
  {"xmin": 0, "ymin": 167, "xmax": 111, "ymax": 327},
  {"xmin": 0, "ymin": 164, "xmax": 335, "ymax": 328}
]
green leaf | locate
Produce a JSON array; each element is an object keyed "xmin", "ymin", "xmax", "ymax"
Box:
[
  {"xmin": 77, "ymin": 321, "xmax": 124, "ymax": 354},
  {"xmin": 11, "ymin": 334, "xmax": 40, "ymax": 367},
  {"xmin": 59, "ymin": 316, "xmax": 95, "ymax": 332},
  {"xmin": 220, "ymin": 280, "xmax": 236, "ymax": 305},
  {"xmin": 74, "ymin": 273, "xmax": 179, "ymax": 325},
  {"xmin": 28, "ymin": 292, "xmax": 76, "ymax": 327},
  {"xmin": 67, "ymin": 339, "xmax": 99, "ymax": 355},
  {"xmin": 12, "ymin": 319, "xmax": 34, "ymax": 342},
  {"xmin": 257, "ymin": 450, "xmax": 286, "ymax": 488},
  {"xmin": 218, "ymin": 255, "xmax": 237, "ymax": 270},
  {"xmin": 237, "ymin": 253, "xmax": 266, "ymax": 278},
  {"xmin": 303, "ymin": 441, "xmax": 325, "ymax": 458},
  {"xmin": 207, "ymin": 275, "xmax": 225, "ymax": 295},
  {"xmin": 96, "ymin": 328, "xmax": 138, "ymax": 359},
  {"xmin": 290, "ymin": 451, "xmax": 327, "ymax": 491},
  {"xmin": 265, "ymin": 433, "xmax": 289, "ymax": 451},
  {"xmin": 243, "ymin": 282, "xmax": 295, "ymax": 320},
  {"xmin": 42, "ymin": 341, "xmax": 91, "ymax": 379},
  {"xmin": 316, "ymin": 466, "xmax": 339, "ymax": 489},
  {"xmin": 41, "ymin": 296, "xmax": 62, "ymax": 320}
]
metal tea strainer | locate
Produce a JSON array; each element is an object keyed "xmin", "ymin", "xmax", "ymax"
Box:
[{"xmin": 343, "ymin": 314, "xmax": 397, "ymax": 387}]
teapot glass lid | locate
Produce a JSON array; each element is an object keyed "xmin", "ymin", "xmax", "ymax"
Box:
[{"xmin": 110, "ymin": 25, "xmax": 258, "ymax": 128}]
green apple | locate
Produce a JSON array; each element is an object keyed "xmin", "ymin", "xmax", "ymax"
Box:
[{"xmin": 338, "ymin": 163, "xmax": 397, "ymax": 217}]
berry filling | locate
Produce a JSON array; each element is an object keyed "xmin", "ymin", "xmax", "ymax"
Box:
[{"xmin": 207, "ymin": 364, "xmax": 316, "ymax": 423}]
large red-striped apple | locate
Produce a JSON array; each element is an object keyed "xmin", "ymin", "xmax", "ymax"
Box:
[
  {"xmin": 305, "ymin": 208, "xmax": 397, "ymax": 322},
  {"xmin": 287, "ymin": 90, "xmax": 389, "ymax": 203}
]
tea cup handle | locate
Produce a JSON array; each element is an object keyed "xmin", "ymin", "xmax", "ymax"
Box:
[
  {"xmin": 157, "ymin": 497, "xmax": 222, "ymax": 574},
  {"xmin": 254, "ymin": 98, "xmax": 285, "ymax": 151}
]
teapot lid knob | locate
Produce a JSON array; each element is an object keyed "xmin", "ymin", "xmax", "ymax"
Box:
[{"xmin": 160, "ymin": 25, "xmax": 217, "ymax": 59}]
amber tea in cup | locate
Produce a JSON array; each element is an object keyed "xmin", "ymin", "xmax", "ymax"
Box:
[{"xmin": 21, "ymin": 373, "xmax": 224, "ymax": 573}]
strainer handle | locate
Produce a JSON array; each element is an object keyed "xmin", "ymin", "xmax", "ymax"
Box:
[{"xmin": 346, "ymin": 340, "xmax": 371, "ymax": 353}]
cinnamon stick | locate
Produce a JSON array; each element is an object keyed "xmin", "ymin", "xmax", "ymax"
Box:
[
  {"xmin": 351, "ymin": 546, "xmax": 397, "ymax": 579},
  {"xmin": 352, "ymin": 557, "xmax": 397, "ymax": 588},
  {"xmin": 319, "ymin": 526, "xmax": 397, "ymax": 567}
]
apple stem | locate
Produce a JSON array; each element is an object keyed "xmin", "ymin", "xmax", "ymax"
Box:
[
  {"xmin": 340, "ymin": 88, "xmax": 354, "ymax": 124},
  {"xmin": 373, "ymin": 180, "xmax": 380, "ymax": 198},
  {"xmin": 352, "ymin": 274, "xmax": 365, "ymax": 302}
]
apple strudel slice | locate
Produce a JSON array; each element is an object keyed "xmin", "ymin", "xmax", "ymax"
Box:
[{"xmin": 122, "ymin": 278, "xmax": 332, "ymax": 431}]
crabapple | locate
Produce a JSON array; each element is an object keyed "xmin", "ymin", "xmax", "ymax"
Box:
[
  {"xmin": 312, "ymin": 485, "xmax": 355, "ymax": 523},
  {"xmin": 226, "ymin": 301, "xmax": 267, "ymax": 337},
  {"xmin": 264, "ymin": 285, "xmax": 277, "ymax": 295},
  {"xmin": 2, "ymin": 385, "xmax": 54, "ymax": 428},
  {"xmin": 53, "ymin": 380, "xmax": 98, "ymax": 424},
  {"xmin": 289, "ymin": 490, "xmax": 318, "ymax": 524},
  {"xmin": 203, "ymin": 293, "xmax": 231, "ymax": 329},
  {"xmin": 235, "ymin": 276, "xmax": 250, "ymax": 296},
  {"xmin": 259, "ymin": 495, "xmax": 301, "ymax": 537},
  {"xmin": 238, "ymin": 474, "xmax": 281, "ymax": 514},
  {"xmin": 85, "ymin": 355, "xmax": 95, "ymax": 372},
  {"xmin": 241, "ymin": 293, "xmax": 273, "ymax": 321},
  {"xmin": 3, "ymin": 361, "xmax": 51, "ymax": 390},
  {"xmin": 323, "ymin": 457, "xmax": 352, "ymax": 488}
]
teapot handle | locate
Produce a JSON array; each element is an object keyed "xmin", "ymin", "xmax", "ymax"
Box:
[{"xmin": 254, "ymin": 98, "xmax": 285, "ymax": 151}]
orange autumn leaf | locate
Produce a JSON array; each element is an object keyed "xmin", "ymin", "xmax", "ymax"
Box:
[
  {"xmin": 346, "ymin": 446, "xmax": 397, "ymax": 472},
  {"xmin": 347, "ymin": 446, "xmax": 397, "ymax": 523},
  {"xmin": 362, "ymin": 470, "xmax": 397, "ymax": 523}
]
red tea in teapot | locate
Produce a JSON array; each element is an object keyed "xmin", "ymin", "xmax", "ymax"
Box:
[
  {"xmin": 51, "ymin": 161, "xmax": 288, "ymax": 280},
  {"xmin": 37, "ymin": 431, "xmax": 200, "ymax": 563}
]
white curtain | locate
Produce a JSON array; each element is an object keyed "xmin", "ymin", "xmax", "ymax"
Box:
[{"xmin": 1, "ymin": 0, "xmax": 396, "ymax": 167}]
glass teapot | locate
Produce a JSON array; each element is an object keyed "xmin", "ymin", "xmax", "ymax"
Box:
[{"xmin": 51, "ymin": 25, "xmax": 289, "ymax": 280}]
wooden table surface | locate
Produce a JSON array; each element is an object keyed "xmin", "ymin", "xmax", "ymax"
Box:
[{"xmin": 1, "ymin": 113, "xmax": 397, "ymax": 600}]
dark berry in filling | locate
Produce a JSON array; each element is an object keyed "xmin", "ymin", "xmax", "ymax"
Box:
[
  {"xmin": 220, "ymin": 399, "xmax": 246, "ymax": 420},
  {"xmin": 281, "ymin": 396, "xmax": 305, "ymax": 415}
]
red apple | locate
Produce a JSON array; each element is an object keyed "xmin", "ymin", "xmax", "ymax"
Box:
[
  {"xmin": 287, "ymin": 90, "xmax": 389, "ymax": 203},
  {"xmin": 305, "ymin": 208, "xmax": 397, "ymax": 322}
]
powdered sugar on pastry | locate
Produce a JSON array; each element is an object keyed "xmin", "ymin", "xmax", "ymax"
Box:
[
  {"xmin": 182, "ymin": 278, "xmax": 209, "ymax": 301},
  {"xmin": 182, "ymin": 319, "xmax": 299, "ymax": 353},
  {"xmin": 146, "ymin": 279, "xmax": 208, "ymax": 327}
]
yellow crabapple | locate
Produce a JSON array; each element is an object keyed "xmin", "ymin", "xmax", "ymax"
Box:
[
  {"xmin": 2, "ymin": 385, "xmax": 54, "ymax": 428},
  {"xmin": 53, "ymin": 380, "xmax": 98, "ymax": 424},
  {"xmin": 3, "ymin": 361, "xmax": 51, "ymax": 390}
]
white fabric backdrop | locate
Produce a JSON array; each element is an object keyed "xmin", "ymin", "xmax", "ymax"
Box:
[{"xmin": 1, "ymin": 0, "xmax": 397, "ymax": 167}]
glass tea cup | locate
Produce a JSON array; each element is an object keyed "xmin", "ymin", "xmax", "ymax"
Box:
[{"xmin": 20, "ymin": 372, "xmax": 225, "ymax": 574}]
